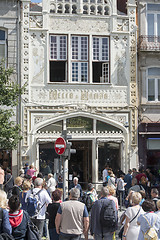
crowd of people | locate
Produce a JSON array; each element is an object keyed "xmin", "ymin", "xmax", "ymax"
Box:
[{"xmin": 0, "ymin": 163, "xmax": 159, "ymax": 240}]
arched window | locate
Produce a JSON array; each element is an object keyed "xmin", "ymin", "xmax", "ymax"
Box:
[
  {"xmin": 147, "ymin": 67, "xmax": 160, "ymax": 101},
  {"xmin": 57, "ymin": 4, "xmax": 63, "ymax": 13},
  {"xmin": 72, "ymin": 5, "xmax": 77, "ymax": 14},
  {"xmin": 83, "ymin": 5, "xmax": 88, "ymax": 14},
  {"xmin": 65, "ymin": 4, "xmax": 70, "ymax": 13},
  {"xmin": 90, "ymin": 5, "xmax": 95, "ymax": 14},
  {"xmin": 104, "ymin": 6, "xmax": 109, "ymax": 15},
  {"xmin": 97, "ymin": 5, "xmax": 102, "ymax": 15}
]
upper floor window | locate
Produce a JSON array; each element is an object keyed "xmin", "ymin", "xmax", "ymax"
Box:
[
  {"xmin": 49, "ymin": 35, "xmax": 110, "ymax": 83},
  {"xmin": 147, "ymin": 67, "xmax": 160, "ymax": 102},
  {"xmin": 0, "ymin": 29, "xmax": 7, "ymax": 63},
  {"xmin": 50, "ymin": 35, "xmax": 67, "ymax": 82},
  {"xmin": 71, "ymin": 36, "xmax": 88, "ymax": 82},
  {"xmin": 92, "ymin": 37, "xmax": 109, "ymax": 83},
  {"xmin": 147, "ymin": 4, "xmax": 160, "ymax": 41}
]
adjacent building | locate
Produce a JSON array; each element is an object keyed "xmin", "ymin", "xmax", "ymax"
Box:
[
  {"xmin": 0, "ymin": 0, "xmax": 20, "ymax": 175},
  {"xmin": 138, "ymin": 0, "xmax": 160, "ymax": 176}
]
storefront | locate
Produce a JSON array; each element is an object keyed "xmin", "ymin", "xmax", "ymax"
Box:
[{"xmin": 32, "ymin": 113, "xmax": 128, "ymax": 188}]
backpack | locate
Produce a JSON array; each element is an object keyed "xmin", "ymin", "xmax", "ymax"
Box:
[
  {"xmin": 100, "ymin": 199, "xmax": 118, "ymax": 232},
  {"xmin": 81, "ymin": 192, "xmax": 93, "ymax": 212},
  {"xmin": 143, "ymin": 215, "xmax": 158, "ymax": 240},
  {"xmin": 26, "ymin": 189, "xmax": 43, "ymax": 217}
]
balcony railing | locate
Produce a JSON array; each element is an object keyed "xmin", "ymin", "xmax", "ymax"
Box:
[{"xmin": 138, "ymin": 35, "xmax": 160, "ymax": 51}]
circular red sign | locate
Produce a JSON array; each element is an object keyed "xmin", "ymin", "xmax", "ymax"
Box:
[{"xmin": 55, "ymin": 137, "xmax": 66, "ymax": 155}]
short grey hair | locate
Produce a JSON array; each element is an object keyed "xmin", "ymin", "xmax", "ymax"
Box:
[
  {"xmin": 101, "ymin": 186, "xmax": 109, "ymax": 197},
  {"xmin": 73, "ymin": 177, "xmax": 78, "ymax": 182},
  {"xmin": 34, "ymin": 177, "xmax": 43, "ymax": 187},
  {"xmin": 70, "ymin": 188, "xmax": 80, "ymax": 199}
]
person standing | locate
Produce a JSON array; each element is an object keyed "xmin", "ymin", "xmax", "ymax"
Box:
[
  {"xmin": 26, "ymin": 164, "xmax": 37, "ymax": 177},
  {"xmin": 90, "ymin": 187, "xmax": 118, "ymax": 240},
  {"xmin": 47, "ymin": 173, "xmax": 57, "ymax": 195},
  {"xmin": 3, "ymin": 168, "xmax": 14, "ymax": 199},
  {"xmin": 0, "ymin": 166, "xmax": 4, "ymax": 190},
  {"xmin": 122, "ymin": 192, "xmax": 144, "ymax": 240},
  {"xmin": 69, "ymin": 177, "xmax": 83, "ymax": 197},
  {"xmin": 102, "ymin": 165, "xmax": 109, "ymax": 186},
  {"xmin": 124, "ymin": 169, "xmax": 132, "ymax": 194},
  {"xmin": 55, "ymin": 188, "xmax": 89, "ymax": 240},
  {"xmin": 151, "ymin": 188, "xmax": 160, "ymax": 211},
  {"xmin": 25, "ymin": 177, "xmax": 52, "ymax": 237},
  {"xmin": 47, "ymin": 189, "xmax": 62, "ymax": 240}
]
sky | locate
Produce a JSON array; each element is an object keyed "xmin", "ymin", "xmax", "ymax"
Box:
[{"xmin": 31, "ymin": 0, "xmax": 42, "ymax": 3}]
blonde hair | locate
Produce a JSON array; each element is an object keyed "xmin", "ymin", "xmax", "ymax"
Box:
[
  {"xmin": 0, "ymin": 190, "xmax": 7, "ymax": 209},
  {"xmin": 131, "ymin": 192, "xmax": 142, "ymax": 205},
  {"xmin": 157, "ymin": 200, "xmax": 160, "ymax": 210},
  {"xmin": 15, "ymin": 177, "xmax": 23, "ymax": 186},
  {"xmin": 107, "ymin": 186, "xmax": 115, "ymax": 196},
  {"xmin": 22, "ymin": 180, "xmax": 31, "ymax": 190}
]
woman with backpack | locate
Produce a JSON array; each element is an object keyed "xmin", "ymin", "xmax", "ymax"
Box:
[{"xmin": 137, "ymin": 199, "xmax": 160, "ymax": 239}]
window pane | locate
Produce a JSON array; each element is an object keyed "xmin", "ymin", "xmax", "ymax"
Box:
[
  {"xmin": 39, "ymin": 121, "xmax": 63, "ymax": 132},
  {"xmin": 72, "ymin": 62, "xmax": 78, "ymax": 81},
  {"xmin": 148, "ymin": 68, "xmax": 160, "ymax": 76},
  {"xmin": 59, "ymin": 36, "xmax": 67, "ymax": 60},
  {"xmin": 102, "ymin": 63, "xmax": 109, "ymax": 83},
  {"xmin": 93, "ymin": 37, "xmax": 99, "ymax": 60},
  {"xmin": 147, "ymin": 14, "xmax": 154, "ymax": 36},
  {"xmin": 0, "ymin": 44, "xmax": 5, "ymax": 61},
  {"xmin": 81, "ymin": 62, "xmax": 88, "ymax": 82},
  {"xmin": 96, "ymin": 120, "xmax": 121, "ymax": 132},
  {"xmin": 50, "ymin": 36, "xmax": 57, "ymax": 59},
  {"xmin": 0, "ymin": 30, "xmax": 5, "ymax": 40},
  {"xmin": 102, "ymin": 38, "xmax": 108, "ymax": 61},
  {"xmin": 148, "ymin": 78, "xmax": 155, "ymax": 101},
  {"xmin": 72, "ymin": 36, "xmax": 78, "ymax": 60},
  {"xmin": 158, "ymin": 14, "xmax": 160, "ymax": 37},
  {"xmin": 81, "ymin": 37, "xmax": 88, "ymax": 60},
  {"xmin": 158, "ymin": 79, "xmax": 160, "ymax": 101},
  {"xmin": 67, "ymin": 117, "xmax": 93, "ymax": 132},
  {"xmin": 148, "ymin": 4, "xmax": 160, "ymax": 12}
]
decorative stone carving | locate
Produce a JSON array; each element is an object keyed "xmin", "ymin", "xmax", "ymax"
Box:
[
  {"xmin": 30, "ymin": 15, "xmax": 43, "ymax": 28},
  {"xmin": 50, "ymin": 18, "xmax": 110, "ymax": 33}
]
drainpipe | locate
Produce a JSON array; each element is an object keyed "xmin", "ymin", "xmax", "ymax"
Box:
[{"xmin": 17, "ymin": 0, "xmax": 21, "ymax": 175}]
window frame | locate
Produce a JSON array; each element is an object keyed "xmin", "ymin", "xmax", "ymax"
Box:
[
  {"xmin": 147, "ymin": 67, "xmax": 160, "ymax": 102},
  {"xmin": 71, "ymin": 35, "xmax": 89, "ymax": 83},
  {"xmin": 0, "ymin": 29, "xmax": 7, "ymax": 65},
  {"xmin": 147, "ymin": 4, "xmax": 160, "ymax": 37},
  {"xmin": 92, "ymin": 36, "xmax": 110, "ymax": 83}
]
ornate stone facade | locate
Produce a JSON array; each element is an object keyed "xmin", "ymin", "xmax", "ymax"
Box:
[{"xmin": 20, "ymin": 0, "xmax": 138, "ymax": 180}]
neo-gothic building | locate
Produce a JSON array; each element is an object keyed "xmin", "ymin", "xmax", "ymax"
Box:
[
  {"xmin": 138, "ymin": 1, "xmax": 160, "ymax": 175},
  {"xmin": 20, "ymin": 0, "xmax": 138, "ymax": 186}
]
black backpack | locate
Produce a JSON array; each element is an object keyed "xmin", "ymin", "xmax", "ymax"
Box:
[
  {"xmin": 81, "ymin": 192, "xmax": 93, "ymax": 212},
  {"xmin": 100, "ymin": 199, "xmax": 118, "ymax": 232}
]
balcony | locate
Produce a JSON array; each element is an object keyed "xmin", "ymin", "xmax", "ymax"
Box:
[{"xmin": 138, "ymin": 35, "xmax": 160, "ymax": 51}]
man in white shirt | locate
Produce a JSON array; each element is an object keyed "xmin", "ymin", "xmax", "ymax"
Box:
[
  {"xmin": 25, "ymin": 177, "xmax": 52, "ymax": 237},
  {"xmin": 102, "ymin": 165, "xmax": 109, "ymax": 186}
]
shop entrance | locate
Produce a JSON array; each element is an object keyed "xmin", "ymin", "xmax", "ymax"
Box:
[
  {"xmin": 98, "ymin": 142, "xmax": 121, "ymax": 180},
  {"xmin": 68, "ymin": 140, "xmax": 92, "ymax": 190}
]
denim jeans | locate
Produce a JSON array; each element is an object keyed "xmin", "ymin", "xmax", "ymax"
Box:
[
  {"xmin": 49, "ymin": 228, "xmax": 59, "ymax": 240},
  {"xmin": 59, "ymin": 233, "xmax": 81, "ymax": 240},
  {"xmin": 94, "ymin": 232, "xmax": 113, "ymax": 240},
  {"xmin": 31, "ymin": 218, "xmax": 44, "ymax": 237}
]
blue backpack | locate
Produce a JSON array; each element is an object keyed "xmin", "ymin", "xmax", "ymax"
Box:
[{"xmin": 26, "ymin": 189, "xmax": 42, "ymax": 217}]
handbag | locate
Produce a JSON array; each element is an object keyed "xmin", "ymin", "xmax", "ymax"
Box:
[
  {"xmin": 143, "ymin": 215, "xmax": 158, "ymax": 240},
  {"xmin": 23, "ymin": 211, "xmax": 41, "ymax": 240},
  {"xmin": 118, "ymin": 207, "xmax": 142, "ymax": 239}
]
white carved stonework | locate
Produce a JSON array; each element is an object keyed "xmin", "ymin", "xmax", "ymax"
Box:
[
  {"xmin": 117, "ymin": 18, "xmax": 129, "ymax": 32},
  {"xmin": 31, "ymin": 87, "xmax": 127, "ymax": 106},
  {"xmin": 50, "ymin": 18, "xmax": 110, "ymax": 33},
  {"xmin": 30, "ymin": 15, "xmax": 43, "ymax": 28}
]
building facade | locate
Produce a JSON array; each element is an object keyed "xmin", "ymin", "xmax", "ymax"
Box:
[
  {"xmin": 20, "ymin": 0, "xmax": 138, "ymax": 185},
  {"xmin": 138, "ymin": 0, "xmax": 160, "ymax": 176},
  {"xmin": 0, "ymin": 0, "xmax": 20, "ymax": 176}
]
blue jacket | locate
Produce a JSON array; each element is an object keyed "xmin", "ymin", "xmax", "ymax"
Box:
[{"xmin": 0, "ymin": 208, "xmax": 12, "ymax": 235}]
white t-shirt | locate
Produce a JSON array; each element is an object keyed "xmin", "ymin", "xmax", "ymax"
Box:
[
  {"xmin": 47, "ymin": 177, "xmax": 56, "ymax": 193},
  {"xmin": 25, "ymin": 188, "xmax": 52, "ymax": 219},
  {"xmin": 103, "ymin": 169, "xmax": 108, "ymax": 182}
]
